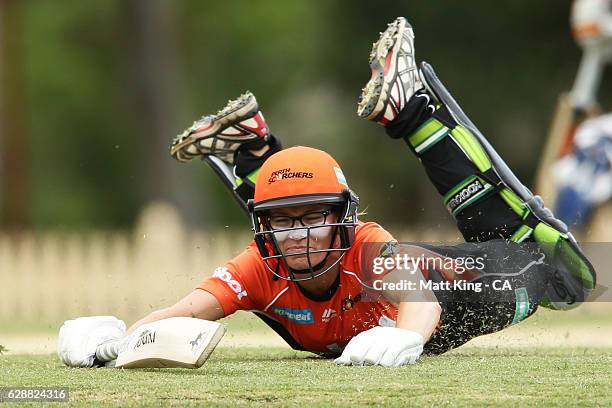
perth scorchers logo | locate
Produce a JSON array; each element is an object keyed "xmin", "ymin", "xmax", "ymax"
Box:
[{"xmin": 268, "ymin": 168, "xmax": 314, "ymax": 184}]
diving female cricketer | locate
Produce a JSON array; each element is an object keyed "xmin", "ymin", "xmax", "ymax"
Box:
[{"xmin": 58, "ymin": 17, "xmax": 596, "ymax": 367}]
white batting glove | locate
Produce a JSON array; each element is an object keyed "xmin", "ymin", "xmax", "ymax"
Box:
[
  {"xmin": 334, "ymin": 326, "xmax": 424, "ymax": 367},
  {"xmin": 58, "ymin": 316, "xmax": 126, "ymax": 368}
]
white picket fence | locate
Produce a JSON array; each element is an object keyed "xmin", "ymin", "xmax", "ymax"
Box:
[
  {"xmin": 0, "ymin": 203, "xmax": 253, "ymax": 324},
  {"xmin": 0, "ymin": 202, "xmax": 462, "ymax": 325},
  {"xmin": 3, "ymin": 201, "xmax": 609, "ymax": 325}
]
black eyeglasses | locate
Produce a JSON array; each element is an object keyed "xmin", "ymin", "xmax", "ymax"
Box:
[{"xmin": 267, "ymin": 210, "xmax": 333, "ymax": 230}]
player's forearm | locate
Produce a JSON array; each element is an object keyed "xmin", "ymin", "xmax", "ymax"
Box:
[
  {"xmin": 395, "ymin": 301, "xmax": 441, "ymax": 342},
  {"xmin": 127, "ymin": 308, "xmax": 173, "ymax": 335},
  {"xmin": 127, "ymin": 289, "xmax": 225, "ymax": 335}
]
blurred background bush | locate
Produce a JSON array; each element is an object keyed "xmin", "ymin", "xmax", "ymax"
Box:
[
  {"xmin": 2, "ymin": 0, "xmax": 610, "ymax": 231},
  {"xmin": 2, "ymin": 0, "xmax": 612, "ymax": 339}
]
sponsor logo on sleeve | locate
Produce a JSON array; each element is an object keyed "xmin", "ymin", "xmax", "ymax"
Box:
[
  {"xmin": 213, "ymin": 267, "xmax": 247, "ymax": 300},
  {"xmin": 379, "ymin": 240, "xmax": 399, "ymax": 258},
  {"xmin": 270, "ymin": 306, "xmax": 314, "ymax": 324}
]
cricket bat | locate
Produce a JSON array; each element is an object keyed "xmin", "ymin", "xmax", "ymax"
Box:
[
  {"xmin": 95, "ymin": 317, "xmax": 226, "ymax": 369},
  {"xmin": 534, "ymin": 93, "xmax": 579, "ymax": 204},
  {"xmin": 534, "ymin": 0, "xmax": 612, "ymax": 205}
]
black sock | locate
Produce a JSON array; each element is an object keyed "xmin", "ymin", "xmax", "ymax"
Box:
[
  {"xmin": 234, "ymin": 134, "xmax": 282, "ymax": 178},
  {"xmin": 385, "ymin": 90, "xmax": 436, "ymax": 139}
]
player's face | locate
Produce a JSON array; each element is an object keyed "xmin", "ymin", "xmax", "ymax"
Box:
[{"xmin": 268, "ymin": 204, "xmax": 339, "ymax": 270}]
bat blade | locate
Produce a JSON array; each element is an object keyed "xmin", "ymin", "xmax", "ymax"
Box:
[
  {"xmin": 114, "ymin": 317, "xmax": 226, "ymax": 369},
  {"xmin": 535, "ymin": 35, "xmax": 608, "ymax": 198}
]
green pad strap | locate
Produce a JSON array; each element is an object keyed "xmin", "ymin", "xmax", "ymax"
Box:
[
  {"xmin": 451, "ymin": 124, "xmax": 532, "ymax": 221},
  {"xmin": 235, "ymin": 168, "xmax": 260, "ymax": 187},
  {"xmin": 449, "ymin": 126, "xmax": 492, "ymax": 172},
  {"xmin": 443, "ymin": 175, "xmax": 495, "ymax": 216},
  {"xmin": 509, "ymin": 224, "xmax": 533, "ymax": 243},
  {"xmin": 499, "ymin": 188, "xmax": 528, "ymax": 218},
  {"xmin": 533, "ymin": 221, "xmax": 564, "ymax": 243},
  {"xmin": 407, "ymin": 117, "xmax": 450, "ymax": 155}
]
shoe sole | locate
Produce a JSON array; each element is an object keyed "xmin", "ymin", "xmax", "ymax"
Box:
[
  {"xmin": 170, "ymin": 93, "xmax": 259, "ymax": 159},
  {"xmin": 357, "ymin": 17, "xmax": 409, "ymax": 120}
]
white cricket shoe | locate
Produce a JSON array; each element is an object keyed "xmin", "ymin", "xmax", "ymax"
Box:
[
  {"xmin": 357, "ymin": 17, "xmax": 423, "ymax": 125},
  {"xmin": 171, "ymin": 91, "xmax": 269, "ymax": 164}
]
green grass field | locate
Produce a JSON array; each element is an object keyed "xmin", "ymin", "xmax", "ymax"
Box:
[
  {"xmin": 2, "ymin": 307, "xmax": 612, "ymax": 407},
  {"xmin": 2, "ymin": 348, "xmax": 611, "ymax": 407}
]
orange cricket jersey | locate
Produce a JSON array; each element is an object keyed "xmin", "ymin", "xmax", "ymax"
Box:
[{"xmin": 197, "ymin": 222, "xmax": 398, "ymax": 354}]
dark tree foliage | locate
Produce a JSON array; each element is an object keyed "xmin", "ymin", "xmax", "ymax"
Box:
[{"xmin": 3, "ymin": 0, "xmax": 608, "ymax": 230}]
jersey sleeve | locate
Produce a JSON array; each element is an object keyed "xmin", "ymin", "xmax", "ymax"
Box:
[
  {"xmin": 197, "ymin": 244, "xmax": 265, "ymax": 316},
  {"xmin": 351, "ymin": 222, "xmax": 397, "ymax": 281}
]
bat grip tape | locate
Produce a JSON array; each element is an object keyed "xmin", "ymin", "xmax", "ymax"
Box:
[
  {"xmin": 95, "ymin": 340, "xmax": 120, "ymax": 362},
  {"xmin": 95, "ymin": 335, "xmax": 132, "ymax": 363}
]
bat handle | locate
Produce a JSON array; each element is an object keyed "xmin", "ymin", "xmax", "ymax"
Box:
[
  {"xmin": 95, "ymin": 334, "xmax": 133, "ymax": 362},
  {"xmin": 95, "ymin": 339, "xmax": 121, "ymax": 362},
  {"xmin": 570, "ymin": 48, "xmax": 606, "ymax": 109}
]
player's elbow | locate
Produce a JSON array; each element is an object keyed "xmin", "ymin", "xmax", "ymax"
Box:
[
  {"xmin": 420, "ymin": 301, "xmax": 442, "ymax": 325},
  {"xmin": 429, "ymin": 301, "xmax": 442, "ymax": 321},
  {"xmin": 432, "ymin": 301, "xmax": 442, "ymax": 315}
]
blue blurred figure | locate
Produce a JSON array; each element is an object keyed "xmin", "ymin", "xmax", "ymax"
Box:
[{"xmin": 554, "ymin": 114, "xmax": 612, "ymax": 227}]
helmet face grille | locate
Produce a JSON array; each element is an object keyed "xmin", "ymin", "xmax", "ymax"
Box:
[
  {"xmin": 250, "ymin": 192, "xmax": 359, "ymax": 282},
  {"xmin": 255, "ymin": 223, "xmax": 351, "ymax": 281},
  {"xmin": 249, "ymin": 146, "xmax": 360, "ymax": 281}
]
